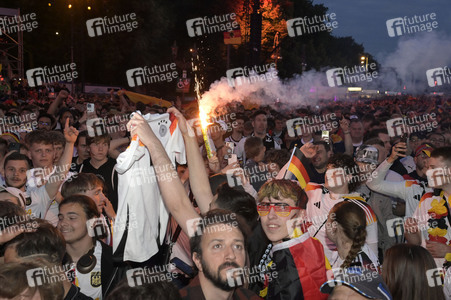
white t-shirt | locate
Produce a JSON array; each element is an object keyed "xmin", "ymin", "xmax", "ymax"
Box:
[
  {"xmin": 114, "ymin": 112, "xmax": 186, "ymax": 262},
  {"xmin": 305, "ymin": 183, "xmax": 378, "ymax": 262},
  {"xmin": 72, "ymin": 241, "xmax": 102, "ymax": 300},
  {"xmin": 225, "ymin": 135, "xmax": 245, "ymax": 149},
  {"xmin": 24, "ymin": 168, "xmax": 54, "ymax": 219}
]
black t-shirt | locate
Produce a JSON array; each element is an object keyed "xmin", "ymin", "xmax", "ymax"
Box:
[
  {"xmin": 261, "ymin": 133, "xmax": 278, "ymax": 151},
  {"xmin": 70, "ymin": 156, "xmax": 82, "ymax": 173},
  {"xmin": 80, "ymin": 157, "xmax": 118, "ymax": 211},
  {"xmin": 308, "ymin": 166, "xmax": 326, "ymax": 184}
]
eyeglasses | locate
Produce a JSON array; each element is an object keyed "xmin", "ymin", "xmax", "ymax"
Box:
[
  {"xmin": 38, "ymin": 121, "xmax": 50, "ymax": 126},
  {"xmin": 257, "ymin": 203, "xmax": 300, "ymax": 217}
]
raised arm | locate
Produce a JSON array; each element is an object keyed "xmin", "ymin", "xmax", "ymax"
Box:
[
  {"xmin": 118, "ymin": 90, "xmax": 132, "ymax": 112},
  {"xmin": 47, "ymin": 90, "xmax": 69, "ymax": 116},
  {"xmin": 108, "ymin": 137, "xmax": 130, "ymax": 159},
  {"xmin": 168, "ymin": 107, "xmax": 213, "ymax": 214},
  {"xmin": 127, "ymin": 113, "xmax": 199, "ymax": 235},
  {"xmin": 366, "ymin": 142, "xmax": 409, "ymax": 200},
  {"xmin": 339, "ymin": 118, "xmax": 353, "ymax": 156},
  {"xmin": 46, "ymin": 118, "xmax": 78, "ymax": 201}
]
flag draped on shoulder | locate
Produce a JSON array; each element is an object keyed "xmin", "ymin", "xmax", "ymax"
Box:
[
  {"xmin": 287, "ymin": 147, "xmax": 310, "ymax": 188},
  {"xmin": 267, "ymin": 232, "xmax": 329, "ymax": 300}
]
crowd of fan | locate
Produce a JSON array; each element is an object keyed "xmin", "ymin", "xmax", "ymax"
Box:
[{"xmin": 0, "ymin": 79, "xmax": 451, "ymax": 300}]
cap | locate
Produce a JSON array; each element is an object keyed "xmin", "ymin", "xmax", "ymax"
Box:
[
  {"xmin": 414, "ymin": 143, "xmax": 433, "ymax": 157},
  {"xmin": 321, "ymin": 267, "xmax": 392, "ymax": 300},
  {"xmin": 355, "ymin": 145, "xmax": 379, "ymax": 165}
]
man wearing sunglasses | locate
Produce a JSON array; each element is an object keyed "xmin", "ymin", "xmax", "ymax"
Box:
[{"xmin": 255, "ymin": 179, "xmax": 329, "ymax": 299}]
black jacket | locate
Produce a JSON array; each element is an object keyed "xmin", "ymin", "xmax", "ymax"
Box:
[{"xmin": 100, "ymin": 241, "xmax": 129, "ymax": 297}]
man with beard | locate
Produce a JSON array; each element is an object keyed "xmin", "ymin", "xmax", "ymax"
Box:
[
  {"xmin": 180, "ymin": 209, "xmax": 260, "ymax": 300},
  {"xmin": 306, "ymin": 141, "xmax": 333, "ymax": 184}
]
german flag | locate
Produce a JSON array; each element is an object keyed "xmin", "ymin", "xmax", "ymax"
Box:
[
  {"xmin": 118, "ymin": 90, "xmax": 172, "ymax": 108},
  {"xmin": 287, "ymin": 147, "xmax": 310, "ymax": 189},
  {"xmin": 223, "ymin": 29, "xmax": 241, "ymax": 45}
]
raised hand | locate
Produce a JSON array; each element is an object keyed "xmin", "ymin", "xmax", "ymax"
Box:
[
  {"xmin": 127, "ymin": 113, "xmax": 155, "ymax": 146},
  {"xmin": 300, "ymin": 142, "xmax": 318, "ymax": 159},
  {"xmin": 64, "ymin": 118, "xmax": 79, "ymax": 144}
]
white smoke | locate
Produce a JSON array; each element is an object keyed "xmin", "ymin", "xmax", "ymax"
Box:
[
  {"xmin": 379, "ymin": 31, "xmax": 451, "ymax": 93},
  {"xmin": 199, "ymin": 31, "xmax": 451, "ymax": 116}
]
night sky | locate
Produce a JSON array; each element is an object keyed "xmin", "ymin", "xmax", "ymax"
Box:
[{"xmin": 316, "ymin": 0, "xmax": 451, "ymax": 59}]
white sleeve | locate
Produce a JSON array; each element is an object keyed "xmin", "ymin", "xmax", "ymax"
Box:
[{"xmin": 367, "ymin": 159, "xmax": 411, "ymax": 200}]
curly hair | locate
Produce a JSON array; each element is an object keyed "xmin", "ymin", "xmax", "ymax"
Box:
[{"xmin": 330, "ymin": 201, "xmax": 367, "ymax": 268}]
